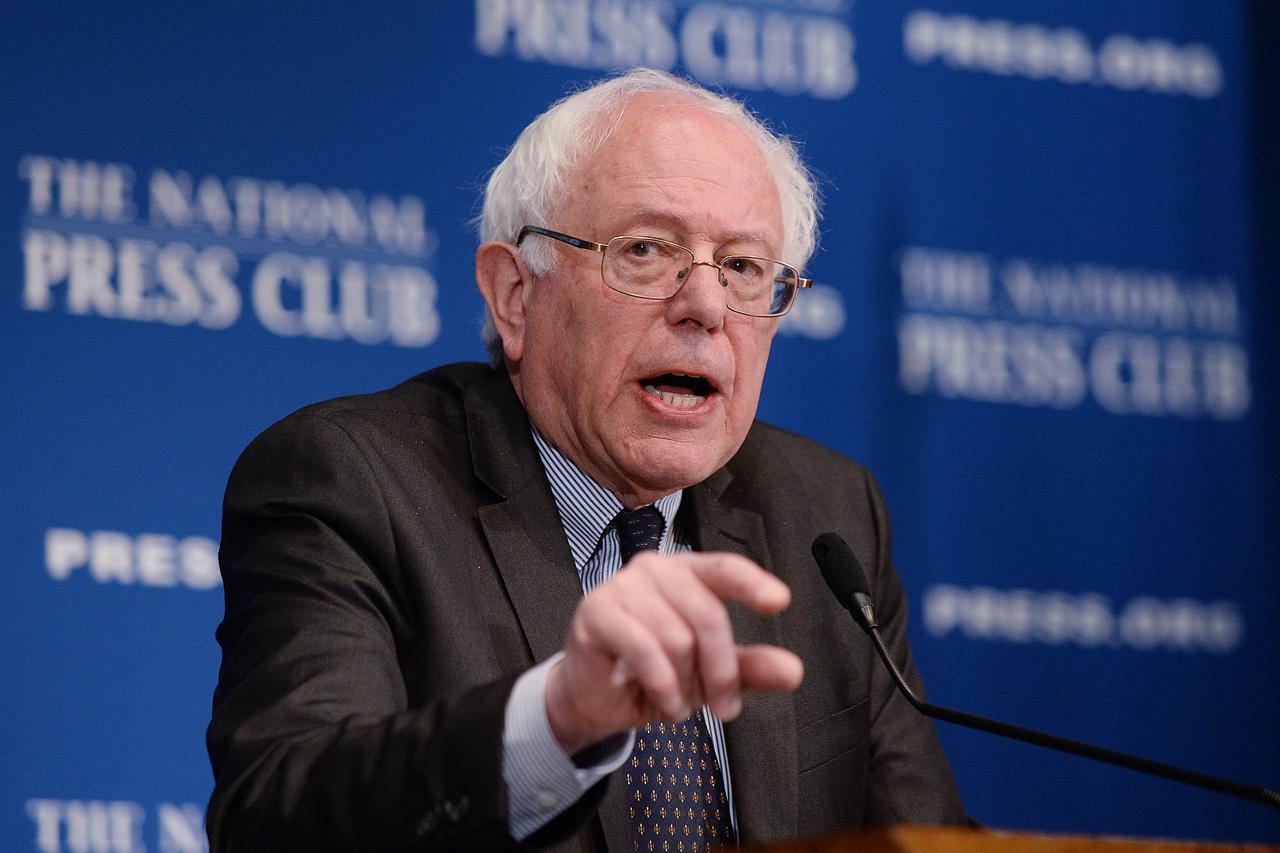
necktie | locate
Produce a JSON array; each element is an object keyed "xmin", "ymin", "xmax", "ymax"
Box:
[{"xmin": 614, "ymin": 506, "xmax": 735, "ymax": 851}]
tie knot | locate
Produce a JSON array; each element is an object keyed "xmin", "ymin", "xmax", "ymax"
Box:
[{"xmin": 614, "ymin": 505, "xmax": 665, "ymax": 564}]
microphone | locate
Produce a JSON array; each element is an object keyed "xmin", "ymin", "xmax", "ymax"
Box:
[{"xmin": 810, "ymin": 532, "xmax": 1280, "ymax": 812}]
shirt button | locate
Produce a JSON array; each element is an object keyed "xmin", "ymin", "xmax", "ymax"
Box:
[{"xmin": 536, "ymin": 790, "xmax": 559, "ymax": 810}]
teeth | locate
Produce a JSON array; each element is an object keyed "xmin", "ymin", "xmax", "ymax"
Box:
[{"xmin": 644, "ymin": 384, "xmax": 706, "ymax": 409}]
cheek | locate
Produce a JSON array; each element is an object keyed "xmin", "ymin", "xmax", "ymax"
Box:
[
  {"xmin": 736, "ymin": 325, "xmax": 775, "ymax": 383},
  {"xmin": 728, "ymin": 326, "xmax": 775, "ymax": 417},
  {"xmin": 559, "ymin": 306, "xmax": 643, "ymax": 411}
]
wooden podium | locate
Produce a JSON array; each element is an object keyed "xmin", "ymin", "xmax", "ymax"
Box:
[{"xmin": 748, "ymin": 826, "xmax": 1279, "ymax": 852}]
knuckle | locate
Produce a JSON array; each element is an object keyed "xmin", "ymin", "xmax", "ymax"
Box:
[
  {"xmin": 643, "ymin": 668, "xmax": 679, "ymax": 700},
  {"xmin": 635, "ymin": 634, "xmax": 668, "ymax": 667},
  {"xmin": 666, "ymin": 626, "xmax": 695, "ymax": 658},
  {"xmin": 703, "ymin": 666, "xmax": 739, "ymax": 694},
  {"xmin": 568, "ymin": 618, "xmax": 594, "ymax": 649},
  {"xmin": 690, "ymin": 601, "xmax": 729, "ymax": 634},
  {"xmin": 577, "ymin": 594, "xmax": 611, "ymax": 625}
]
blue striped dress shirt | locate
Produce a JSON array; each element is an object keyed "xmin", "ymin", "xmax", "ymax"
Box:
[{"xmin": 503, "ymin": 428, "xmax": 738, "ymax": 839}]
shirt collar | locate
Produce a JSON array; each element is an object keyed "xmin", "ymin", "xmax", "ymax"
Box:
[{"xmin": 531, "ymin": 426, "xmax": 683, "ymax": 574}]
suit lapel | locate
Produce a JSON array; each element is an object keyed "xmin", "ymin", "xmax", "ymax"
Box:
[
  {"xmin": 466, "ymin": 375, "xmax": 633, "ymax": 851},
  {"xmin": 687, "ymin": 471, "xmax": 800, "ymax": 845},
  {"xmin": 466, "ymin": 374, "xmax": 582, "ymax": 665},
  {"xmin": 466, "ymin": 378, "xmax": 798, "ymax": 847}
]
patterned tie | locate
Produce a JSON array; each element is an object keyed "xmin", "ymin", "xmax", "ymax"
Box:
[{"xmin": 614, "ymin": 506, "xmax": 735, "ymax": 852}]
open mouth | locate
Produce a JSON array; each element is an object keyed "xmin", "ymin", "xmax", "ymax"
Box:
[{"xmin": 641, "ymin": 372, "xmax": 717, "ymax": 409}]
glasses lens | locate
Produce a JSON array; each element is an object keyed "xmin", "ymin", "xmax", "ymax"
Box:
[
  {"xmin": 604, "ymin": 237, "xmax": 693, "ymax": 298},
  {"xmin": 722, "ymin": 257, "xmax": 799, "ymax": 317}
]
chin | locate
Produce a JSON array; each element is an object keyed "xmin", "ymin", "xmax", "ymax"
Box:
[{"xmin": 629, "ymin": 442, "xmax": 727, "ymax": 495}]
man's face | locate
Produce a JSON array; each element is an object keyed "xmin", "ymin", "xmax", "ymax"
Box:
[{"xmin": 510, "ymin": 96, "xmax": 785, "ymax": 506}]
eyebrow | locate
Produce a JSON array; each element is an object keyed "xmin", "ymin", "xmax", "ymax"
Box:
[{"xmin": 609, "ymin": 209, "xmax": 777, "ymax": 251}]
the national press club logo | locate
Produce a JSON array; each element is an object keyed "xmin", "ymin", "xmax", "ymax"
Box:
[
  {"xmin": 17, "ymin": 154, "xmax": 441, "ymax": 347},
  {"xmin": 474, "ymin": 0, "xmax": 858, "ymax": 100}
]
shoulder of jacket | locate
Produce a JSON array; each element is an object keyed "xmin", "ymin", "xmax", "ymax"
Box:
[
  {"xmin": 742, "ymin": 419, "xmax": 870, "ymax": 480},
  {"xmin": 277, "ymin": 361, "xmax": 490, "ymax": 422},
  {"xmin": 242, "ymin": 361, "xmax": 493, "ymax": 453}
]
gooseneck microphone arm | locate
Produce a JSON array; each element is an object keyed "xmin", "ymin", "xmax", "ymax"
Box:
[{"xmin": 810, "ymin": 532, "xmax": 1280, "ymax": 812}]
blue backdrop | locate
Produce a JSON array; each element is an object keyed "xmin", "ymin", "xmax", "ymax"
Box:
[{"xmin": 2, "ymin": 2, "xmax": 1276, "ymax": 850}]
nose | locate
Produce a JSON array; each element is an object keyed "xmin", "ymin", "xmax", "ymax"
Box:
[{"xmin": 664, "ymin": 260, "xmax": 727, "ymax": 330}]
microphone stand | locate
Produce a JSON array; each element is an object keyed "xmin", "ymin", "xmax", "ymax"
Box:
[
  {"xmin": 863, "ymin": 624, "xmax": 1280, "ymax": 811},
  {"xmin": 811, "ymin": 530, "xmax": 1280, "ymax": 812}
]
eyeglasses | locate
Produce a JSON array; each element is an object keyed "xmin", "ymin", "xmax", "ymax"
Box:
[{"xmin": 516, "ymin": 225, "xmax": 811, "ymax": 318}]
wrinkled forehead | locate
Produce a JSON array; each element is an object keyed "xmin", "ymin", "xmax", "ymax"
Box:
[{"xmin": 561, "ymin": 96, "xmax": 785, "ymax": 249}]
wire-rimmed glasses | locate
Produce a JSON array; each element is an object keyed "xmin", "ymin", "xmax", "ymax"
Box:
[{"xmin": 516, "ymin": 225, "xmax": 811, "ymax": 318}]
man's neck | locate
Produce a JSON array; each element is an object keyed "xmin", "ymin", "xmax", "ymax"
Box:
[{"xmin": 530, "ymin": 425, "xmax": 684, "ymax": 575}]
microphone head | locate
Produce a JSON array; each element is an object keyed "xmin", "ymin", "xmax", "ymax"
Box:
[{"xmin": 811, "ymin": 532, "xmax": 872, "ymax": 610}]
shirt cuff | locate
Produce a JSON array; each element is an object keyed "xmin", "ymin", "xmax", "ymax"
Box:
[{"xmin": 503, "ymin": 652, "xmax": 635, "ymax": 839}]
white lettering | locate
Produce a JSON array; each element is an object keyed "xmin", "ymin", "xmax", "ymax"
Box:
[
  {"xmin": 26, "ymin": 800, "xmax": 206, "ymax": 853},
  {"xmin": 386, "ymin": 265, "xmax": 442, "ymax": 347},
  {"xmin": 1088, "ymin": 332, "xmax": 1250, "ymax": 420},
  {"xmin": 148, "ymin": 170, "xmax": 196, "ymax": 229},
  {"xmin": 992, "ymin": 256, "xmax": 1237, "ymax": 336},
  {"xmin": 802, "ymin": 14, "xmax": 856, "ymax": 96},
  {"xmin": 476, "ymin": 0, "xmax": 854, "ymax": 99},
  {"xmin": 43, "ymin": 528, "xmax": 221, "ymax": 590},
  {"xmin": 180, "ymin": 536, "xmax": 222, "ymax": 590},
  {"xmin": 89, "ymin": 531, "xmax": 135, "ymax": 584},
  {"xmin": 28, "ymin": 799, "xmax": 64, "ymax": 853},
  {"xmin": 590, "ymin": 0, "xmax": 679, "ymax": 68},
  {"xmin": 901, "ymin": 246, "xmax": 991, "ymax": 313},
  {"xmin": 924, "ymin": 585, "xmax": 1243, "ymax": 653},
  {"xmin": 251, "ymin": 252, "xmax": 304, "ymax": 336},
  {"xmin": 20, "ymin": 155, "xmax": 438, "ymax": 346},
  {"xmin": 897, "ymin": 248, "xmax": 1251, "ymax": 419},
  {"xmin": 149, "ymin": 171, "xmax": 428, "ymax": 254},
  {"xmin": 904, "ymin": 10, "xmax": 1222, "ymax": 99},
  {"xmin": 67, "ymin": 235, "xmax": 118, "ymax": 317},
  {"xmin": 897, "ymin": 315, "xmax": 1086, "ymax": 409},
  {"xmin": 22, "ymin": 230, "xmax": 244, "ymax": 329},
  {"xmin": 18, "ymin": 156, "xmax": 135, "ymax": 222},
  {"xmin": 26, "ymin": 799, "xmax": 144, "ymax": 853},
  {"xmin": 19, "ymin": 155, "xmax": 58, "ymax": 216},
  {"xmin": 135, "ymin": 534, "xmax": 178, "ymax": 587},
  {"xmin": 252, "ymin": 253, "xmax": 440, "ymax": 346},
  {"xmin": 23, "ymin": 230, "xmax": 70, "ymax": 310},
  {"xmin": 156, "ymin": 803, "xmax": 207, "ymax": 853},
  {"xmin": 192, "ymin": 245, "xmax": 242, "ymax": 328},
  {"xmin": 45, "ymin": 529, "xmax": 89, "ymax": 580}
]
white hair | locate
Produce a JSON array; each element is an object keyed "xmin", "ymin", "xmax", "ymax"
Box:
[{"xmin": 478, "ymin": 68, "xmax": 820, "ymax": 365}]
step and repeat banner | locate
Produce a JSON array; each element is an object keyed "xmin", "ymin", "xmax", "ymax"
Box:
[{"xmin": 2, "ymin": 2, "xmax": 1275, "ymax": 850}]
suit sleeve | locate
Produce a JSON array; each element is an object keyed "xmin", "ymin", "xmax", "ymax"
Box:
[
  {"xmin": 206, "ymin": 412, "xmax": 594, "ymax": 851},
  {"xmin": 860, "ymin": 472, "xmax": 969, "ymax": 826}
]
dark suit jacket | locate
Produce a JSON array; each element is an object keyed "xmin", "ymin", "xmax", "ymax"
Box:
[{"xmin": 207, "ymin": 362, "xmax": 965, "ymax": 851}]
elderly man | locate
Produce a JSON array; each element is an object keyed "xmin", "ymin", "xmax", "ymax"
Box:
[{"xmin": 207, "ymin": 69, "xmax": 965, "ymax": 851}]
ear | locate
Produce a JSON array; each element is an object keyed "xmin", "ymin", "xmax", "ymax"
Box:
[{"xmin": 475, "ymin": 241, "xmax": 530, "ymax": 364}]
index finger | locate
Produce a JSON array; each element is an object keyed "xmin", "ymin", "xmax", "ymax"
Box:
[{"xmin": 681, "ymin": 552, "xmax": 792, "ymax": 614}]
